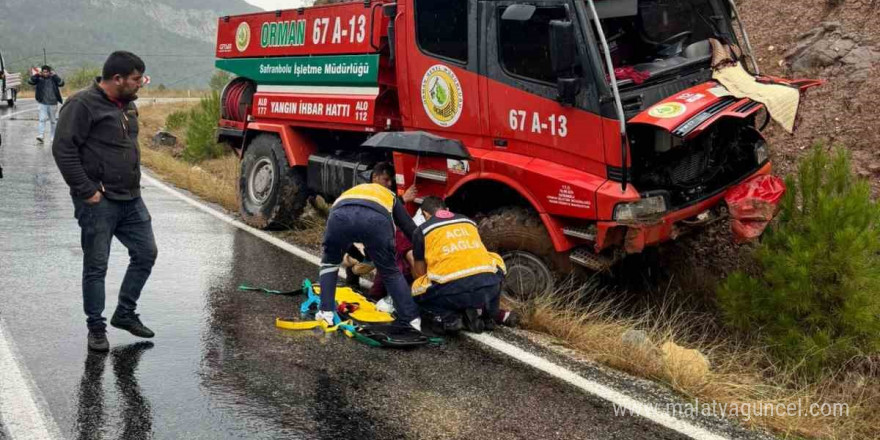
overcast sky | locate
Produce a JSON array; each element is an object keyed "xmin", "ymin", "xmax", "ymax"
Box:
[{"xmin": 243, "ymin": 0, "xmax": 312, "ymax": 10}]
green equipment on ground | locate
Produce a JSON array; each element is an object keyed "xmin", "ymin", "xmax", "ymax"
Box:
[
  {"xmin": 238, "ymin": 284, "xmax": 303, "ymax": 296},
  {"xmin": 274, "ymin": 279, "xmax": 438, "ymax": 348}
]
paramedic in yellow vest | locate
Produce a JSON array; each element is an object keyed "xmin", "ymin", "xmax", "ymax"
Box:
[
  {"xmin": 411, "ymin": 197, "xmax": 506, "ymax": 333},
  {"xmin": 317, "ymin": 162, "xmax": 422, "ymax": 331}
]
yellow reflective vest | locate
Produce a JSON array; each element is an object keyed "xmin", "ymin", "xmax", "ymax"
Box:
[
  {"xmin": 333, "ymin": 183, "xmax": 396, "ymax": 213},
  {"xmin": 412, "ymin": 213, "xmax": 506, "ymax": 296}
]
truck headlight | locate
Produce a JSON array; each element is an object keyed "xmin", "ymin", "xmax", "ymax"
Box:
[
  {"xmin": 755, "ymin": 142, "xmax": 769, "ymax": 165},
  {"xmin": 613, "ymin": 195, "xmax": 668, "ymax": 221}
]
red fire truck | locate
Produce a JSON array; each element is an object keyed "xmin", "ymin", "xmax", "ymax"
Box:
[{"xmin": 215, "ymin": 0, "xmax": 816, "ymax": 295}]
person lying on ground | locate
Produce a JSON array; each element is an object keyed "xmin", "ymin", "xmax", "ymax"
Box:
[{"xmin": 366, "ymin": 229, "xmax": 415, "ymax": 302}]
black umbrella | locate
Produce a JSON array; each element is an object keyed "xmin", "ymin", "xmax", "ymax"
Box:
[{"xmin": 361, "ymin": 131, "xmax": 472, "ymax": 160}]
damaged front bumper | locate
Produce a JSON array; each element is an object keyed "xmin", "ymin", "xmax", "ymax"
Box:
[{"xmin": 594, "ymin": 163, "xmax": 780, "ymax": 254}]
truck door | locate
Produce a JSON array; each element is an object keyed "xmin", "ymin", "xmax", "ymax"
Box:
[
  {"xmin": 481, "ymin": 0, "xmax": 606, "ymax": 176},
  {"xmin": 394, "ymin": 0, "xmax": 483, "ymax": 195},
  {"xmin": 404, "ymin": 0, "xmax": 482, "ymax": 140}
]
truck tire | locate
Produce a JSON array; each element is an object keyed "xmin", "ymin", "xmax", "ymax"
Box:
[
  {"xmin": 7, "ymin": 99, "xmax": 13, "ymax": 107},
  {"xmin": 239, "ymin": 134, "xmax": 307, "ymax": 229},
  {"xmin": 478, "ymin": 207, "xmax": 571, "ymax": 299}
]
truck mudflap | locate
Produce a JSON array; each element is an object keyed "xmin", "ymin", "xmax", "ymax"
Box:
[
  {"xmin": 594, "ymin": 163, "xmax": 777, "ymax": 253},
  {"xmin": 724, "ymin": 174, "xmax": 786, "ymax": 243}
]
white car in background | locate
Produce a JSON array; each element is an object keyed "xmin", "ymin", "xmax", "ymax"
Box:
[{"xmin": 0, "ymin": 50, "xmax": 21, "ymax": 107}]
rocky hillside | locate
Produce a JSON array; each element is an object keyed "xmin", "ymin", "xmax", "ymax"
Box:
[
  {"xmin": 739, "ymin": 0, "xmax": 880, "ymax": 188},
  {"xmin": 0, "ymin": 0, "xmax": 258, "ymax": 87}
]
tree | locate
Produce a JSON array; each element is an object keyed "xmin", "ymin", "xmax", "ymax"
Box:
[
  {"xmin": 183, "ymin": 91, "xmax": 225, "ymax": 162},
  {"xmin": 66, "ymin": 66, "xmax": 102, "ymax": 90},
  {"xmin": 718, "ymin": 146, "xmax": 880, "ymax": 378},
  {"xmin": 209, "ymin": 70, "xmax": 232, "ymax": 92}
]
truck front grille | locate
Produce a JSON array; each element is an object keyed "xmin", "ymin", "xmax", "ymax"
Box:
[{"xmin": 670, "ymin": 149, "xmax": 709, "ymax": 185}]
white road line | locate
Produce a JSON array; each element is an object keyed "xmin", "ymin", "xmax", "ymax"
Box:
[
  {"xmin": 142, "ymin": 173, "xmax": 730, "ymax": 440},
  {"xmin": 468, "ymin": 333, "xmax": 728, "ymax": 440},
  {"xmin": 0, "ymin": 319, "xmax": 60, "ymax": 440},
  {"xmin": 0, "ymin": 105, "xmax": 38, "ymax": 121}
]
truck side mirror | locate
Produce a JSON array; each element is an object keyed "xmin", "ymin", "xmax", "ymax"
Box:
[
  {"xmin": 549, "ymin": 20, "xmax": 580, "ymax": 105},
  {"xmin": 556, "ymin": 78, "xmax": 579, "ymax": 105}
]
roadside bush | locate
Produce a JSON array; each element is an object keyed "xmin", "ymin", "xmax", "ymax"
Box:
[
  {"xmin": 17, "ymin": 69, "xmax": 34, "ymax": 92},
  {"xmin": 66, "ymin": 67, "xmax": 101, "ymax": 90},
  {"xmin": 183, "ymin": 91, "xmax": 225, "ymax": 162},
  {"xmin": 209, "ymin": 70, "xmax": 232, "ymax": 92},
  {"xmin": 718, "ymin": 146, "xmax": 880, "ymax": 378},
  {"xmin": 165, "ymin": 110, "xmax": 189, "ymax": 132}
]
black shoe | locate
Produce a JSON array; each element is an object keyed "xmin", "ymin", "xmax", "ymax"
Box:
[
  {"xmin": 481, "ymin": 314, "xmax": 496, "ymax": 331},
  {"xmin": 501, "ymin": 310, "xmax": 520, "ymax": 328},
  {"xmin": 462, "ymin": 309, "xmax": 484, "ymax": 333},
  {"xmin": 421, "ymin": 315, "xmax": 447, "ymax": 337},
  {"xmin": 88, "ymin": 330, "xmax": 110, "ymax": 352},
  {"xmin": 110, "ymin": 313, "xmax": 155, "ymax": 338},
  {"xmin": 443, "ymin": 315, "xmax": 463, "ymax": 333}
]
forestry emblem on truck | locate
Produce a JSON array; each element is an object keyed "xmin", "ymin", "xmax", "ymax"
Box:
[
  {"xmin": 421, "ymin": 65, "xmax": 463, "ymax": 128},
  {"xmin": 235, "ymin": 22, "xmax": 251, "ymax": 52}
]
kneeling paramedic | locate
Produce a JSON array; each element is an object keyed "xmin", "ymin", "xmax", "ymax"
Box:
[
  {"xmin": 317, "ymin": 162, "xmax": 422, "ymax": 331},
  {"xmin": 411, "ymin": 197, "xmax": 506, "ymax": 333}
]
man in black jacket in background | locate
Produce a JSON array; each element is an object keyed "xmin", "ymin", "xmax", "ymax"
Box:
[
  {"xmin": 52, "ymin": 51, "xmax": 156, "ymax": 352},
  {"xmin": 28, "ymin": 65, "xmax": 64, "ymax": 143}
]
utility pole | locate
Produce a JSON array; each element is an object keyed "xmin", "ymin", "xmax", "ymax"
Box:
[{"xmin": 42, "ymin": 48, "xmax": 47, "ymax": 65}]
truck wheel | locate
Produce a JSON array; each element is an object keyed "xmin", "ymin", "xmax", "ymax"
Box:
[
  {"xmin": 239, "ymin": 134, "xmax": 307, "ymax": 229},
  {"xmin": 7, "ymin": 99, "xmax": 13, "ymax": 107},
  {"xmin": 478, "ymin": 207, "xmax": 571, "ymax": 299}
]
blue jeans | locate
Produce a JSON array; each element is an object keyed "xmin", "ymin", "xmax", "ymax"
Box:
[
  {"xmin": 38, "ymin": 104, "xmax": 57, "ymax": 138},
  {"xmin": 319, "ymin": 205, "xmax": 419, "ymax": 323},
  {"xmin": 72, "ymin": 196, "xmax": 158, "ymax": 331}
]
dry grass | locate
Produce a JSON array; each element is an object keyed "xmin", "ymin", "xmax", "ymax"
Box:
[
  {"xmin": 274, "ymin": 208, "xmax": 328, "ymax": 253},
  {"xmin": 138, "ymin": 100, "xmax": 239, "ymax": 211},
  {"xmin": 138, "ymin": 101, "xmax": 198, "ymax": 130},
  {"xmin": 518, "ymin": 282, "xmax": 879, "ymax": 439},
  {"xmin": 141, "ymin": 148, "xmax": 240, "ymax": 211},
  {"xmin": 137, "ymin": 102, "xmax": 328, "ymax": 251}
]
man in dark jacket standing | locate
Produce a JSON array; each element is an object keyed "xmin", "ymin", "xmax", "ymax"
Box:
[
  {"xmin": 52, "ymin": 51, "xmax": 156, "ymax": 352},
  {"xmin": 28, "ymin": 65, "xmax": 64, "ymax": 143}
]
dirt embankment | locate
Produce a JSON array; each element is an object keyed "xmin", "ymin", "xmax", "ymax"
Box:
[{"xmin": 739, "ymin": 0, "xmax": 880, "ymax": 187}]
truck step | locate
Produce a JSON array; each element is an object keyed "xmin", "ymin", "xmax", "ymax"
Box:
[
  {"xmin": 414, "ymin": 169, "xmax": 448, "ymax": 183},
  {"xmin": 569, "ymin": 248, "xmax": 619, "ymax": 272},
  {"xmin": 562, "ymin": 226, "xmax": 597, "ymax": 241}
]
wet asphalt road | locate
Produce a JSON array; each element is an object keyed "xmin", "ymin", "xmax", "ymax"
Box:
[{"xmin": 0, "ymin": 103, "xmax": 694, "ymax": 439}]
